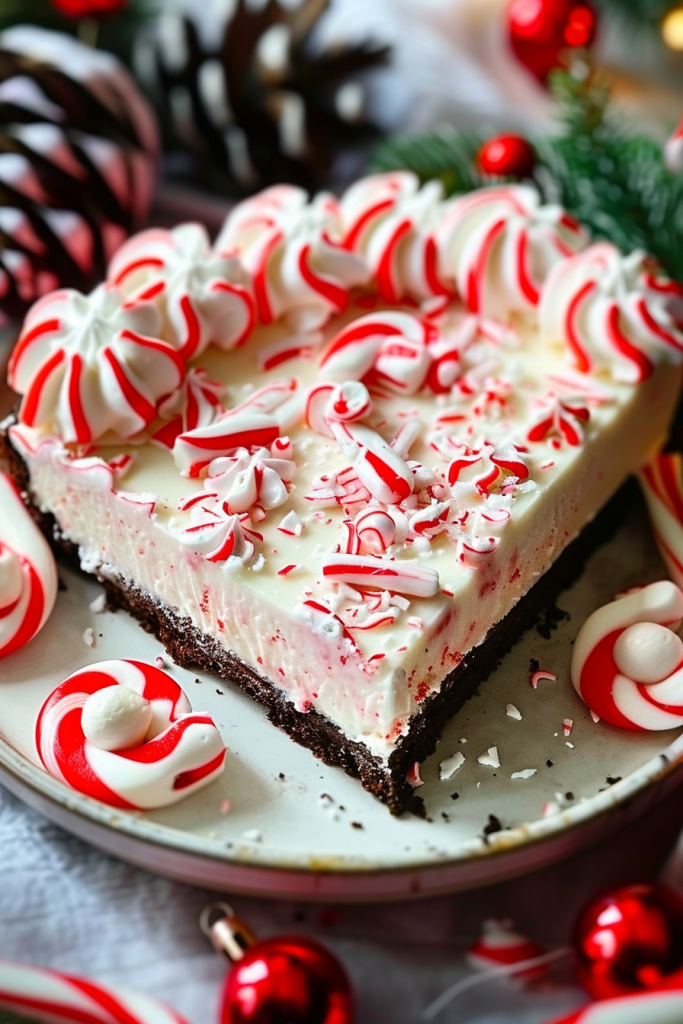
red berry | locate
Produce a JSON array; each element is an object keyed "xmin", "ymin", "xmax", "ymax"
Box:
[{"xmin": 478, "ymin": 134, "xmax": 536, "ymax": 179}]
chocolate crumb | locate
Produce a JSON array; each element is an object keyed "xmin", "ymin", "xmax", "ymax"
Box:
[
  {"xmin": 565, "ymin": 792, "xmax": 574, "ymax": 800},
  {"xmin": 546, "ymin": 759, "xmax": 554, "ymax": 767},
  {"xmin": 194, "ymin": 678, "xmax": 201, "ymax": 684},
  {"xmin": 351, "ymin": 821, "xmax": 363, "ymax": 830},
  {"xmin": 278, "ymin": 772, "xmax": 286, "ymax": 781},
  {"xmin": 215, "ymin": 689, "xmax": 223, "ymax": 695},
  {"xmin": 529, "ymin": 657, "xmax": 540, "ymax": 674},
  {"xmin": 450, "ymin": 792, "xmax": 460, "ymax": 800},
  {"xmin": 606, "ymin": 776, "xmax": 622, "ymax": 785},
  {"xmin": 535, "ymin": 604, "xmax": 569, "ymax": 640},
  {"xmin": 483, "ymin": 814, "xmax": 503, "ymax": 837},
  {"xmin": 58, "ymin": 577, "xmax": 68, "ymax": 592},
  {"xmin": 441, "ymin": 812, "xmax": 450, "ymax": 822}
]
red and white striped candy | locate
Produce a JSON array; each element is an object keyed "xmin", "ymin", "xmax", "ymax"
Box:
[
  {"xmin": 36, "ymin": 660, "xmax": 226, "ymax": 809},
  {"xmin": 321, "ymin": 553, "xmax": 439, "ymax": 598},
  {"xmin": 353, "ymin": 507, "xmax": 398, "ymax": 554},
  {"xmin": 8, "ymin": 285, "xmax": 184, "ymax": 444},
  {"xmin": 539, "ymin": 243, "xmax": 683, "ymax": 384},
  {"xmin": 151, "ymin": 368, "xmax": 224, "ymax": 450},
  {"xmin": 216, "ymin": 187, "xmax": 367, "ymax": 331},
  {"xmin": 437, "ymin": 184, "xmax": 587, "ymax": 319},
  {"xmin": 640, "ymin": 450, "xmax": 683, "ymax": 589},
  {"xmin": 545, "ymin": 988, "xmax": 683, "ymax": 1024},
  {"xmin": 319, "ymin": 311, "xmax": 435, "ymax": 392},
  {"xmin": 108, "ymin": 223, "xmax": 254, "ymax": 360},
  {"xmin": 467, "ymin": 919, "xmax": 545, "ymax": 979},
  {"xmin": 330, "ymin": 419, "xmax": 414, "ymax": 505},
  {"xmin": 456, "ymin": 532, "xmax": 499, "ymax": 568},
  {"xmin": 526, "ymin": 394, "xmax": 590, "ymax": 448},
  {"xmin": 178, "ymin": 505, "xmax": 255, "ymax": 563},
  {"xmin": 571, "ymin": 580, "xmax": 683, "ymax": 730},
  {"xmin": 173, "ymin": 411, "xmax": 281, "ymax": 477},
  {"xmin": 187, "ymin": 446, "xmax": 295, "ymax": 516},
  {"xmin": 339, "ymin": 172, "xmax": 450, "ymax": 303},
  {"xmin": 0, "ymin": 471, "xmax": 58, "ymax": 659},
  {"xmin": 0, "ymin": 957, "xmax": 189, "ymax": 1024}
]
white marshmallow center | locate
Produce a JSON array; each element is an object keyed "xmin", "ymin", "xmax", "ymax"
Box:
[
  {"xmin": 613, "ymin": 621, "xmax": 683, "ymax": 684},
  {"xmin": 81, "ymin": 684, "xmax": 153, "ymax": 752}
]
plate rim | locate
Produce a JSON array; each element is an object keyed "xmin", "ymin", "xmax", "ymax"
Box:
[{"xmin": 1, "ymin": 723, "xmax": 682, "ymax": 879}]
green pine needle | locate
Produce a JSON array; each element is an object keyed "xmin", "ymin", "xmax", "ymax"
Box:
[{"xmin": 370, "ymin": 64, "xmax": 683, "ymax": 282}]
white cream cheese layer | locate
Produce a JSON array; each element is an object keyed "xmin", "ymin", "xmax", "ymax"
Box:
[{"xmin": 11, "ymin": 303, "xmax": 681, "ymax": 760}]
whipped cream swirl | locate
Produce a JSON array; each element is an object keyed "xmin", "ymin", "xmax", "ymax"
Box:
[
  {"xmin": 215, "ymin": 185, "xmax": 368, "ymax": 332},
  {"xmin": 108, "ymin": 223, "xmax": 254, "ymax": 360},
  {"xmin": 437, "ymin": 184, "xmax": 588, "ymax": 319},
  {"xmin": 338, "ymin": 171, "xmax": 450, "ymax": 303},
  {"xmin": 9, "ymin": 285, "xmax": 184, "ymax": 443},
  {"xmin": 539, "ymin": 242, "xmax": 683, "ymax": 383}
]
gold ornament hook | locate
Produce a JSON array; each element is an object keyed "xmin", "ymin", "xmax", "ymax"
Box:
[{"xmin": 200, "ymin": 902, "xmax": 257, "ymax": 963}]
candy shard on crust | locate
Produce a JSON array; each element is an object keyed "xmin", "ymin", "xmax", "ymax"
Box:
[
  {"xmin": 539, "ymin": 243, "xmax": 683, "ymax": 384},
  {"xmin": 436, "ymin": 184, "xmax": 588, "ymax": 319},
  {"xmin": 36, "ymin": 659, "xmax": 226, "ymax": 809},
  {"xmin": 8, "ymin": 284, "xmax": 184, "ymax": 443},
  {"xmin": 0, "ymin": 470, "xmax": 57, "ymax": 659},
  {"xmin": 571, "ymin": 581, "xmax": 683, "ymax": 730}
]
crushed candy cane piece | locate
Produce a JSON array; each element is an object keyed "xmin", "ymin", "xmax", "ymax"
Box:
[
  {"xmin": 439, "ymin": 752, "xmax": 465, "ymax": 780},
  {"xmin": 511, "ymin": 768, "xmax": 537, "ymax": 780},
  {"xmin": 477, "ymin": 746, "xmax": 500, "ymax": 768},
  {"xmin": 530, "ymin": 669, "xmax": 557, "ymax": 689},
  {"xmin": 506, "ymin": 704, "xmax": 522, "ymax": 720}
]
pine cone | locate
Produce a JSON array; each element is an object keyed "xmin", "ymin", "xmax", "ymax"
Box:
[
  {"xmin": 136, "ymin": 0, "xmax": 390, "ymax": 195},
  {"xmin": 0, "ymin": 25, "xmax": 158, "ymax": 321}
]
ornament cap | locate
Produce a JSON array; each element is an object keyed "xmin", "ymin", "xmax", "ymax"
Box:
[{"xmin": 200, "ymin": 902, "xmax": 257, "ymax": 963}]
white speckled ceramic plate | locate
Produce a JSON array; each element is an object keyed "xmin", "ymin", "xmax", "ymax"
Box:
[{"xmin": 1, "ymin": 500, "xmax": 683, "ymax": 901}]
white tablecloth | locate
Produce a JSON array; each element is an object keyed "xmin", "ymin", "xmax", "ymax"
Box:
[{"xmin": 3, "ymin": 780, "xmax": 683, "ymax": 1024}]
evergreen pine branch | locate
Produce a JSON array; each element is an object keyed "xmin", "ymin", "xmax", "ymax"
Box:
[
  {"xmin": 370, "ymin": 127, "xmax": 483, "ymax": 196},
  {"xmin": 370, "ymin": 64, "xmax": 683, "ymax": 282}
]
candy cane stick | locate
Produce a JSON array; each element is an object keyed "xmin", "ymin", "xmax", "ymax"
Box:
[
  {"xmin": 640, "ymin": 450, "xmax": 683, "ymax": 589},
  {"xmin": 0, "ymin": 958, "xmax": 189, "ymax": 1024},
  {"xmin": 321, "ymin": 553, "xmax": 439, "ymax": 598},
  {"xmin": 545, "ymin": 988, "xmax": 683, "ymax": 1023}
]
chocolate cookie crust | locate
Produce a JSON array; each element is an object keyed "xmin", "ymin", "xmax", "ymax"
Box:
[{"xmin": 0, "ymin": 422, "xmax": 633, "ymax": 815}]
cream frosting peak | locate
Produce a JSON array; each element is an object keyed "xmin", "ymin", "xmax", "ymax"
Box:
[
  {"xmin": 215, "ymin": 185, "xmax": 369, "ymax": 332},
  {"xmin": 437, "ymin": 184, "xmax": 589, "ymax": 319},
  {"xmin": 107, "ymin": 222, "xmax": 254, "ymax": 359},
  {"xmin": 539, "ymin": 242, "xmax": 683, "ymax": 383},
  {"xmin": 8, "ymin": 284, "xmax": 184, "ymax": 443}
]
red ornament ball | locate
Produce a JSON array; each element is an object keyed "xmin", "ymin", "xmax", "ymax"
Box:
[
  {"xmin": 478, "ymin": 134, "xmax": 536, "ymax": 179},
  {"xmin": 507, "ymin": 0, "xmax": 597, "ymax": 83},
  {"xmin": 49, "ymin": 0, "xmax": 128, "ymax": 18},
  {"xmin": 574, "ymin": 883, "xmax": 683, "ymax": 1000},
  {"xmin": 220, "ymin": 935, "xmax": 354, "ymax": 1024}
]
